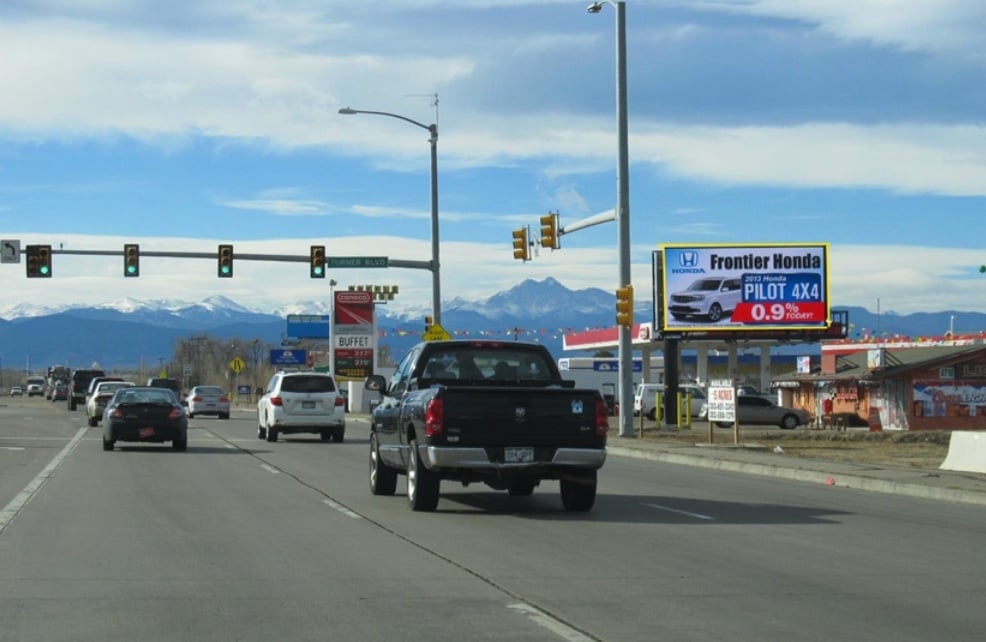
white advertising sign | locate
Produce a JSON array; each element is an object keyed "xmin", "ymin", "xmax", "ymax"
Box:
[
  {"xmin": 661, "ymin": 243, "xmax": 829, "ymax": 332},
  {"xmin": 707, "ymin": 386, "xmax": 736, "ymax": 423}
]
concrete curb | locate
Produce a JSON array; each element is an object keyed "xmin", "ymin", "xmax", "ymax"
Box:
[{"xmin": 607, "ymin": 445, "xmax": 986, "ymax": 507}]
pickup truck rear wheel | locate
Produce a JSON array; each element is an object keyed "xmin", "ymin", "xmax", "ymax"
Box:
[
  {"xmin": 369, "ymin": 433, "xmax": 398, "ymax": 496},
  {"xmin": 560, "ymin": 470, "xmax": 597, "ymax": 512},
  {"xmin": 407, "ymin": 439, "xmax": 439, "ymax": 511}
]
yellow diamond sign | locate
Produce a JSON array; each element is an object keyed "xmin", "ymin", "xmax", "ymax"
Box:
[{"xmin": 423, "ymin": 323, "xmax": 452, "ymax": 342}]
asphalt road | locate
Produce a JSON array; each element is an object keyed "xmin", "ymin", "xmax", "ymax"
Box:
[{"xmin": 2, "ymin": 396, "xmax": 985, "ymax": 642}]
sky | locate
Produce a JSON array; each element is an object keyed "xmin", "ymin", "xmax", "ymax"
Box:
[{"xmin": 2, "ymin": 0, "xmax": 986, "ymax": 324}]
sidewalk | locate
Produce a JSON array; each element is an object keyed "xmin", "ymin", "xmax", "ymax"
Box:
[{"xmin": 605, "ymin": 435, "xmax": 986, "ymax": 506}]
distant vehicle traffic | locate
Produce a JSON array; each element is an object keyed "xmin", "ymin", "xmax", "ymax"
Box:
[
  {"xmin": 185, "ymin": 385, "xmax": 230, "ymax": 419},
  {"xmin": 10, "ymin": 386, "xmax": 23, "ymax": 397},
  {"xmin": 102, "ymin": 386, "xmax": 188, "ymax": 452},
  {"xmin": 146, "ymin": 377, "xmax": 182, "ymax": 402},
  {"xmin": 257, "ymin": 372, "xmax": 346, "ymax": 442},
  {"xmin": 87, "ymin": 381, "xmax": 135, "ymax": 426},
  {"xmin": 68, "ymin": 368, "xmax": 106, "ymax": 411},
  {"xmin": 26, "ymin": 376, "xmax": 46, "ymax": 397}
]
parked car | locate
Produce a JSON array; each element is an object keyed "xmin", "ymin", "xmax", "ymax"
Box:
[
  {"xmin": 667, "ymin": 276, "xmax": 742, "ymax": 322},
  {"xmin": 257, "ymin": 371, "xmax": 346, "ymax": 443},
  {"xmin": 86, "ymin": 381, "xmax": 135, "ymax": 426},
  {"xmin": 185, "ymin": 385, "xmax": 230, "ymax": 419},
  {"xmin": 10, "ymin": 386, "xmax": 23, "ymax": 397},
  {"xmin": 699, "ymin": 395, "xmax": 810, "ymax": 430},
  {"xmin": 102, "ymin": 386, "xmax": 188, "ymax": 451},
  {"xmin": 633, "ymin": 382, "xmax": 706, "ymax": 420}
]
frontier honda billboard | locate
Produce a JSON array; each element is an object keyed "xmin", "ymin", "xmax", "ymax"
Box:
[{"xmin": 660, "ymin": 243, "xmax": 830, "ymax": 333}]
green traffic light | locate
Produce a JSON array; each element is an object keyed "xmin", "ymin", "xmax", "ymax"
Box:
[
  {"xmin": 40, "ymin": 266, "xmax": 49, "ymax": 275},
  {"xmin": 127, "ymin": 265, "xmax": 137, "ymax": 275},
  {"xmin": 221, "ymin": 265, "xmax": 231, "ymax": 275},
  {"xmin": 313, "ymin": 266, "xmax": 323, "ymax": 276}
]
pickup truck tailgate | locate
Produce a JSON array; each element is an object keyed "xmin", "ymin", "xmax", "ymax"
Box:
[{"xmin": 439, "ymin": 387, "xmax": 605, "ymax": 448}]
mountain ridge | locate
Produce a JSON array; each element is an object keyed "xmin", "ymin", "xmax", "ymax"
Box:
[{"xmin": 2, "ymin": 278, "xmax": 984, "ymax": 370}]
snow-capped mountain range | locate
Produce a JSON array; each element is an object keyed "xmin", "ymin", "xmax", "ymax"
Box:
[{"xmin": 1, "ymin": 277, "xmax": 983, "ymax": 370}]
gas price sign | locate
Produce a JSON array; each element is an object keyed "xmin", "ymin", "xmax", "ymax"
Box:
[{"xmin": 661, "ymin": 243, "xmax": 829, "ymax": 332}]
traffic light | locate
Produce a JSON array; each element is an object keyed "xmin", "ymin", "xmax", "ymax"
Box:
[
  {"xmin": 539, "ymin": 212, "xmax": 559, "ymax": 249},
  {"xmin": 310, "ymin": 245, "xmax": 326, "ymax": 278},
  {"xmin": 25, "ymin": 244, "xmax": 52, "ymax": 278},
  {"xmin": 123, "ymin": 243, "xmax": 140, "ymax": 277},
  {"xmin": 615, "ymin": 284, "xmax": 634, "ymax": 327},
  {"xmin": 218, "ymin": 244, "xmax": 233, "ymax": 277},
  {"xmin": 512, "ymin": 227, "xmax": 530, "ymax": 261}
]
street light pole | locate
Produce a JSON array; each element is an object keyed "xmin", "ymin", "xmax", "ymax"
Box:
[
  {"xmin": 589, "ymin": 0, "xmax": 634, "ymax": 438},
  {"xmin": 338, "ymin": 107, "xmax": 442, "ymax": 325}
]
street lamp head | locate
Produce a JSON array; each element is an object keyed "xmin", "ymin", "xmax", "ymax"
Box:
[
  {"xmin": 587, "ymin": 2, "xmax": 604, "ymax": 13},
  {"xmin": 338, "ymin": 107, "xmax": 357, "ymax": 115}
]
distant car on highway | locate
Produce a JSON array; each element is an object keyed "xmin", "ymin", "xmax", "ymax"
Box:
[
  {"xmin": 10, "ymin": 386, "xmax": 23, "ymax": 397},
  {"xmin": 257, "ymin": 371, "xmax": 346, "ymax": 442},
  {"xmin": 86, "ymin": 381, "xmax": 135, "ymax": 426},
  {"xmin": 102, "ymin": 386, "xmax": 188, "ymax": 452},
  {"xmin": 50, "ymin": 381, "xmax": 68, "ymax": 401},
  {"xmin": 667, "ymin": 276, "xmax": 742, "ymax": 323},
  {"xmin": 26, "ymin": 377, "xmax": 46, "ymax": 397},
  {"xmin": 699, "ymin": 395, "xmax": 810, "ymax": 430},
  {"xmin": 185, "ymin": 385, "xmax": 230, "ymax": 419}
]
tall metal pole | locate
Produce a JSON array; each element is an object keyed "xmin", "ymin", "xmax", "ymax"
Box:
[
  {"xmin": 338, "ymin": 107, "xmax": 442, "ymax": 325},
  {"xmin": 615, "ymin": 2, "xmax": 634, "ymax": 438},
  {"xmin": 428, "ymin": 124, "xmax": 442, "ymax": 325}
]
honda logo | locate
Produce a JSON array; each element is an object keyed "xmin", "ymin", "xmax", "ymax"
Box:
[{"xmin": 679, "ymin": 251, "xmax": 699, "ymax": 268}]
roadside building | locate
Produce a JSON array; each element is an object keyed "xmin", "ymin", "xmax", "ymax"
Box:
[{"xmin": 776, "ymin": 341, "xmax": 986, "ymax": 431}]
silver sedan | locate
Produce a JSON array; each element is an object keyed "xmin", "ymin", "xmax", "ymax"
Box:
[
  {"xmin": 185, "ymin": 385, "xmax": 231, "ymax": 419},
  {"xmin": 700, "ymin": 395, "xmax": 810, "ymax": 430}
]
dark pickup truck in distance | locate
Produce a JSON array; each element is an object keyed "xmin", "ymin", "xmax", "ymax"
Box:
[{"xmin": 364, "ymin": 340, "xmax": 609, "ymax": 512}]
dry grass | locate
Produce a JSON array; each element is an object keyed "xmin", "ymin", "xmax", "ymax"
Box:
[{"xmin": 636, "ymin": 426, "xmax": 951, "ymax": 469}]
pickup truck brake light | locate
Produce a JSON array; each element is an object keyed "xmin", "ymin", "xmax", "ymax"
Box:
[
  {"xmin": 595, "ymin": 399, "xmax": 610, "ymax": 436},
  {"xmin": 425, "ymin": 396, "xmax": 444, "ymax": 437}
]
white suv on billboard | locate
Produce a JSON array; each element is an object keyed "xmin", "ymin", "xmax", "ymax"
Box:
[
  {"xmin": 667, "ymin": 276, "xmax": 742, "ymax": 323},
  {"xmin": 257, "ymin": 372, "xmax": 346, "ymax": 442}
]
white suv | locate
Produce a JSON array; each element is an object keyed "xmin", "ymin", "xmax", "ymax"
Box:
[
  {"xmin": 667, "ymin": 276, "xmax": 742, "ymax": 322},
  {"xmin": 257, "ymin": 372, "xmax": 346, "ymax": 443},
  {"xmin": 633, "ymin": 383, "xmax": 706, "ymax": 420}
]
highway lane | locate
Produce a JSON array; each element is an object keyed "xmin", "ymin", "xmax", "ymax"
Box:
[{"xmin": 2, "ymin": 403, "xmax": 986, "ymax": 641}]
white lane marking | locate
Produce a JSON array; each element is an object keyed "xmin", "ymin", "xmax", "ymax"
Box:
[
  {"xmin": 0, "ymin": 426, "xmax": 88, "ymax": 536},
  {"xmin": 642, "ymin": 502, "xmax": 715, "ymax": 520},
  {"xmin": 260, "ymin": 464, "xmax": 280, "ymax": 474},
  {"xmin": 0, "ymin": 447, "xmax": 26, "ymax": 451},
  {"xmin": 507, "ymin": 602, "xmax": 595, "ymax": 642},
  {"xmin": 322, "ymin": 499, "xmax": 362, "ymax": 519}
]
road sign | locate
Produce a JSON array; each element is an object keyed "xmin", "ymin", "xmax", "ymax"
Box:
[
  {"xmin": 1, "ymin": 240, "xmax": 20, "ymax": 264},
  {"xmin": 270, "ymin": 349, "xmax": 307, "ymax": 366},
  {"xmin": 230, "ymin": 357, "xmax": 246, "ymax": 373},
  {"xmin": 286, "ymin": 314, "xmax": 331, "ymax": 339},
  {"xmin": 326, "ymin": 256, "xmax": 388, "ymax": 268},
  {"xmin": 423, "ymin": 323, "xmax": 452, "ymax": 341}
]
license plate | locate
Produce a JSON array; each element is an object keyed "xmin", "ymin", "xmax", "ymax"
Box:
[
  {"xmin": 139, "ymin": 427, "xmax": 155, "ymax": 438},
  {"xmin": 302, "ymin": 401, "xmax": 315, "ymax": 409},
  {"xmin": 505, "ymin": 447, "xmax": 534, "ymax": 463}
]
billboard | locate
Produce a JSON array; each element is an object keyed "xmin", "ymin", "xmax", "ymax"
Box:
[
  {"xmin": 286, "ymin": 314, "xmax": 330, "ymax": 339},
  {"xmin": 660, "ymin": 243, "xmax": 829, "ymax": 333}
]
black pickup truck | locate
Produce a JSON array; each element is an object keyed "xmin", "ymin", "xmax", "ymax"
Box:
[{"xmin": 364, "ymin": 340, "xmax": 609, "ymax": 512}]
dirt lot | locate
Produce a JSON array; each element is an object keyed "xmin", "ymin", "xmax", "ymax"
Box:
[{"xmin": 635, "ymin": 425, "xmax": 952, "ymax": 470}]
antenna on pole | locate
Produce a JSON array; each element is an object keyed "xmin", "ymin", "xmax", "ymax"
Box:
[{"xmin": 406, "ymin": 93, "xmax": 439, "ymax": 126}]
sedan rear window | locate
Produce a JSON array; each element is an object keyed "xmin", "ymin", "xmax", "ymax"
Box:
[{"xmin": 280, "ymin": 376, "xmax": 335, "ymax": 393}]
